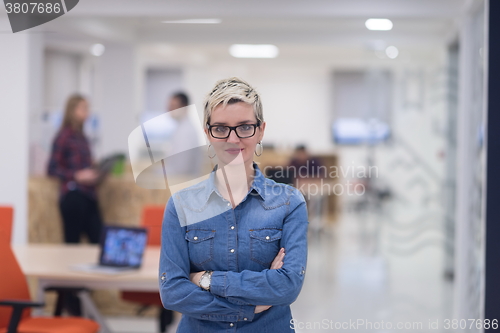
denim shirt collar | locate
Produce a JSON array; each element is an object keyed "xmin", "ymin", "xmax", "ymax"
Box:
[{"xmin": 205, "ymin": 161, "xmax": 266, "ymax": 204}]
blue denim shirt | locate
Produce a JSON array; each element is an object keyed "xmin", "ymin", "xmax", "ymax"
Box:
[{"xmin": 159, "ymin": 162, "xmax": 309, "ymax": 332}]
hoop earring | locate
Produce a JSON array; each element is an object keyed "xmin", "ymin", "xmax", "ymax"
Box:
[
  {"xmin": 207, "ymin": 144, "xmax": 216, "ymax": 159},
  {"xmin": 254, "ymin": 142, "xmax": 263, "ymax": 157}
]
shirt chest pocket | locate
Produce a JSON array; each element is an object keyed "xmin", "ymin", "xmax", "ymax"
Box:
[
  {"xmin": 185, "ymin": 229, "xmax": 215, "ymax": 266},
  {"xmin": 249, "ymin": 228, "xmax": 283, "ymax": 267}
]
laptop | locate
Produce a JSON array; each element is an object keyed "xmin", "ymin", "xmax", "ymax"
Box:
[{"xmin": 71, "ymin": 226, "xmax": 148, "ymax": 274}]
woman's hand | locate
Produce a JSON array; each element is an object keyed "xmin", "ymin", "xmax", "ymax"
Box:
[
  {"xmin": 189, "ymin": 271, "xmax": 205, "ymax": 286},
  {"xmin": 270, "ymin": 248, "xmax": 285, "ymax": 269},
  {"xmin": 254, "ymin": 305, "xmax": 272, "ymax": 313},
  {"xmin": 254, "ymin": 248, "xmax": 285, "ymax": 314},
  {"xmin": 74, "ymin": 168, "xmax": 99, "ymax": 185}
]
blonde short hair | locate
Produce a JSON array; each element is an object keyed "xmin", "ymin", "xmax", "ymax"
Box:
[{"xmin": 203, "ymin": 77, "xmax": 263, "ymax": 125}]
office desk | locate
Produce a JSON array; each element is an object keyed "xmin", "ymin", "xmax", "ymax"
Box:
[{"xmin": 13, "ymin": 244, "xmax": 161, "ymax": 333}]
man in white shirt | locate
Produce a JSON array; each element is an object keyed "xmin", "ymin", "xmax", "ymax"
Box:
[{"xmin": 166, "ymin": 92, "xmax": 204, "ymax": 178}]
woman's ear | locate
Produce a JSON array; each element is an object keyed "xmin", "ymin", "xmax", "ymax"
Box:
[
  {"xmin": 258, "ymin": 121, "xmax": 266, "ymax": 141},
  {"xmin": 204, "ymin": 127, "xmax": 211, "ymax": 143}
]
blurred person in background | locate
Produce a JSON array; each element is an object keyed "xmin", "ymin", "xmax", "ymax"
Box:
[
  {"xmin": 166, "ymin": 92, "xmax": 203, "ymax": 178},
  {"xmin": 48, "ymin": 93, "xmax": 103, "ymax": 244},
  {"xmin": 47, "ymin": 94, "xmax": 103, "ymax": 315},
  {"xmin": 288, "ymin": 144, "xmax": 324, "ymax": 181}
]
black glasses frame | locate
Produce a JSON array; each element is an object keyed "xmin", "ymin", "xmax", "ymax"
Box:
[{"xmin": 207, "ymin": 122, "xmax": 261, "ymax": 139}]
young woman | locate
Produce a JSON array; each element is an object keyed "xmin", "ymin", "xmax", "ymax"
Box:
[
  {"xmin": 48, "ymin": 94, "xmax": 103, "ymax": 244},
  {"xmin": 159, "ymin": 77, "xmax": 309, "ymax": 332}
]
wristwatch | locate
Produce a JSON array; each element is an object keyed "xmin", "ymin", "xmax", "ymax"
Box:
[{"xmin": 199, "ymin": 271, "xmax": 213, "ymax": 291}]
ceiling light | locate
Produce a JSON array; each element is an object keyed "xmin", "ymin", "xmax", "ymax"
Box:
[
  {"xmin": 229, "ymin": 44, "xmax": 279, "ymax": 58},
  {"xmin": 162, "ymin": 19, "xmax": 221, "ymax": 24},
  {"xmin": 90, "ymin": 44, "xmax": 105, "ymax": 57},
  {"xmin": 365, "ymin": 19, "xmax": 393, "ymax": 31},
  {"xmin": 385, "ymin": 46, "xmax": 399, "ymax": 59}
]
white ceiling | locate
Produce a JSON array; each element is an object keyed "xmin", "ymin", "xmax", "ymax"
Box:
[
  {"xmin": 39, "ymin": 0, "xmax": 466, "ymax": 52},
  {"xmin": 70, "ymin": 0, "xmax": 465, "ymax": 18}
]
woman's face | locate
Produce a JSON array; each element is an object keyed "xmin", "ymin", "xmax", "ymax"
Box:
[
  {"xmin": 205, "ymin": 101, "xmax": 265, "ymax": 166},
  {"xmin": 74, "ymin": 100, "xmax": 89, "ymax": 124}
]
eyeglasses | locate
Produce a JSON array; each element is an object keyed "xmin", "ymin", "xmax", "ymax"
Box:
[{"xmin": 207, "ymin": 122, "xmax": 261, "ymax": 139}]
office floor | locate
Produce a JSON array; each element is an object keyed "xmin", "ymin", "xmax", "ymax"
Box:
[{"xmin": 106, "ymin": 206, "xmax": 454, "ymax": 333}]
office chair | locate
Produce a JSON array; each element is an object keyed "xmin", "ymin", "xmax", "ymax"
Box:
[
  {"xmin": 0, "ymin": 206, "xmax": 13, "ymax": 244},
  {"xmin": 0, "ymin": 227, "xmax": 99, "ymax": 333},
  {"xmin": 121, "ymin": 205, "xmax": 173, "ymax": 333}
]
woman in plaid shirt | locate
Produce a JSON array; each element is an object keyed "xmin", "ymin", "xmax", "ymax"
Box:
[{"xmin": 48, "ymin": 94, "xmax": 103, "ymax": 244}]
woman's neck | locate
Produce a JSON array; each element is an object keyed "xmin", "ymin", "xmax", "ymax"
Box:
[{"xmin": 215, "ymin": 161, "xmax": 255, "ymax": 208}]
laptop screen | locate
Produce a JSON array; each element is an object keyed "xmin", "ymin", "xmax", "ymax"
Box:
[{"xmin": 99, "ymin": 226, "xmax": 148, "ymax": 268}]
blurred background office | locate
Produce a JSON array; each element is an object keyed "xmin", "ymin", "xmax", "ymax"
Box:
[{"xmin": 0, "ymin": 0, "xmax": 494, "ymax": 332}]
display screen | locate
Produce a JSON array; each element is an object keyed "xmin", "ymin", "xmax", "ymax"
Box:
[{"xmin": 99, "ymin": 226, "xmax": 148, "ymax": 268}]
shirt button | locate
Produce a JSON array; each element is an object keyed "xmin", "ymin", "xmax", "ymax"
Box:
[
  {"xmin": 265, "ymin": 236, "xmax": 270, "ymax": 240},
  {"xmin": 227, "ymin": 202, "xmax": 231, "ymax": 206},
  {"xmin": 230, "ymin": 249, "xmax": 235, "ymax": 253},
  {"xmin": 244, "ymin": 318, "xmax": 248, "ymax": 321},
  {"xmin": 230, "ymin": 323, "xmax": 234, "ymax": 327},
  {"xmin": 230, "ymin": 226, "xmax": 235, "ymax": 230},
  {"xmin": 193, "ymin": 236, "xmax": 198, "ymax": 240}
]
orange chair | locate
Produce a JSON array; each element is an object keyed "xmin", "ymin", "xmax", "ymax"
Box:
[
  {"xmin": 0, "ymin": 206, "xmax": 13, "ymax": 244},
  {"xmin": 141, "ymin": 205, "xmax": 163, "ymax": 247},
  {"xmin": 121, "ymin": 205, "xmax": 173, "ymax": 332},
  {"xmin": 0, "ymin": 232, "xmax": 99, "ymax": 333}
]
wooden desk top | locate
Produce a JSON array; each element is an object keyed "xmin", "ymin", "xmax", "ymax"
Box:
[{"xmin": 13, "ymin": 244, "xmax": 161, "ymax": 289}]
